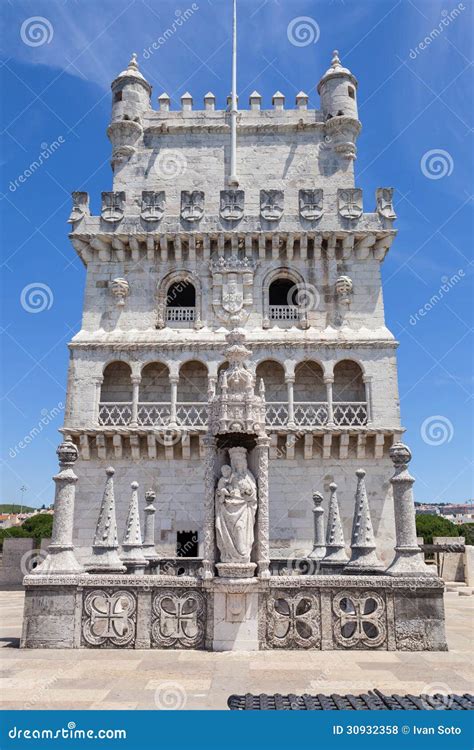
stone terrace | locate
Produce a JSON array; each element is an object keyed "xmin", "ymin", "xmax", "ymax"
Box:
[{"xmin": 1, "ymin": 591, "xmax": 472, "ymax": 710}]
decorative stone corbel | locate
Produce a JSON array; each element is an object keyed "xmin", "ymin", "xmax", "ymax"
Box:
[
  {"xmin": 110, "ymin": 278, "xmax": 130, "ymax": 306},
  {"xmin": 335, "ymin": 275, "xmax": 353, "ymax": 306}
]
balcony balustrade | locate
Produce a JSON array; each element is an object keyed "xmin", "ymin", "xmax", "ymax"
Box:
[
  {"xmin": 333, "ymin": 402, "xmax": 368, "ymax": 427},
  {"xmin": 98, "ymin": 401, "xmax": 367, "ymax": 428},
  {"xmin": 269, "ymin": 305, "xmax": 300, "ymax": 321},
  {"xmin": 166, "ymin": 306, "xmax": 195, "ymax": 322},
  {"xmin": 98, "ymin": 402, "xmax": 132, "ymax": 426},
  {"xmin": 176, "ymin": 403, "xmax": 208, "ymax": 427},
  {"xmin": 137, "ymin": 403, "xmax": 171, "ymax": 427}
]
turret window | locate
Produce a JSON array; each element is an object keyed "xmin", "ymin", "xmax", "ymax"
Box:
[
  {"xmin": 113, "ymin": 91, "xmax": 122, "ymax": 103},
  {"xmin": 348, "ymin": 86, "xmax": 355, "ymax": 99}
]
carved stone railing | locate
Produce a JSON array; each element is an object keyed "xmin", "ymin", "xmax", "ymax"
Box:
[
  {"xmin": 137, "ymin": 403, "xmax": 171, "ymax": 427},
  {"xmin": 98, "ymin": 401, "xmax": 368, "ymax": 429},
  {"xmin": 333, "ymin": 402, "xmax": 368, "ymax": 426},
  {"xmin": 294, "ymin": 402, "xmax": 329, "ymax": 427},
  {"xmin": 166, "ymin": 306, "xmax": 195, "ymax": 322},
  {"xmin": 269, "ymin": 305, "xmax": 300, "ymax": 321},
  {"xmin": 265, "ymin": 402, "xmax": 289, "ymax": 427},
  {"xmin": 98, "ymin": 402, "xmax": 132, "ymax": 426},
  {"xmin": 176, "ymin": 403, "xmax": 208, "ymax": 428}
]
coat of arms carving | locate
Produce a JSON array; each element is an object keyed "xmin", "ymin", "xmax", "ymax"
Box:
[
  {"xmin": 67, "ymin": 191, "xmax": 90, "ymax": 224},
  {"xmin": 210, "ymin": 256, "xmax": 257, "ymax": 325},
  {"xmin": 220, "ymin": 190, "xmax": 244, "ymax": 222},
  {"xmin": 260, "ymin": 190, "xmax": 284, "ymax": 222},
  {"xmin": 337, "ymin": 188, "xmax": 363, "ymax": 221},
  {"xmin": 299, "ymin": 189, "xmax": 324, "ymax": 221},
  {"xmin": 101, "ymin": 191, "xmax": 125, "ymax": 223},
  {"xmin": 181, "ymin": 191, "xmax": 204, "ymax": 222},
  {"xmin": 376, "ymin": 188, "xmax": 397, "ymax": 220},
  {"xmin": 141, "ymin": 191, "xmax": 165, "ymax": 222}
]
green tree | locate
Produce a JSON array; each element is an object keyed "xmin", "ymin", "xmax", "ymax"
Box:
[
  {"xmin": 22, "ymin": 514, "xmax": 53, "ymax": 539},
  {"xmin": 416, "ymin": 514, "xmax": 459, "ymax": 545},
  {"xmin": 458, "ymin": 523, "xmax": 474, "ymax": 546}
]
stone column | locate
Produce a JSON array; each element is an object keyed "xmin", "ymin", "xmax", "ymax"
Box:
[
  {"xmin": 201, "ymin": 435, "xmax": 217, "ymax": 579},
  {"xmin": 344, "ymin": 469, "xmax": 384, "ymax": 573},
  {"xmin": 130, "ymin": 375, "xmax": 141, "ymax": 427},
  {"xmin": 363, "ymin": 375, "xmax": 373, "ymax": 424},
  {"xmin": 33, "ymin": 441, "xmax": 83, "ymax": 575},
  {"xmin": 386, "ymin": 443, "xmax": 434, "ymax": 576},
  {"xmin": 169, "ymin": 375, "xmax": 179, "ymax": 428},
  {"xmin": 256, "ymin": 435, "xmax": 271, "ymax": 578},
  {"xmin": 94, "ymin": 377, "xmax": 103, "ymax": 426},
  {"xmin": 143, "ymin": 489, "xmax": 160, "ymax": 567},
  {"xmin": 308, "ymin": 491, "xmax": 326, "ymax": 560},
  {"xmin": 207, "ymin": 376, "xmax": 217, "ymax": 399},
  {"xmin": 285, "ymin": 376, "xmax": 295, "ymax": 428},
  {"xmin": 324, "ymin": 376, "xmax": 334, "ymax": 426}
]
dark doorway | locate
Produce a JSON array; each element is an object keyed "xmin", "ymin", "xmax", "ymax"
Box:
[{"xmin": 176, "ymin": 530, "xmax": 199, "ymax": 557}]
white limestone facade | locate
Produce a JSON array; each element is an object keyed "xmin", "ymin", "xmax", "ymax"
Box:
[{"xmin": 65, "ymin": 52, "xmax": 402, "ymax": 564}]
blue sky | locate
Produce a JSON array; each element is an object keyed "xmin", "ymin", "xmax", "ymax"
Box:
[{"xmin": 1, "ymin": 0, "xmax": 472, "ymax": 508}]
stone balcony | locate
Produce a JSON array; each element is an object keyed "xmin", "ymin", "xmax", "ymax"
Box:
[{"xmin": 98, "ymin": 400, "xmax": 368, "ymax": 429}]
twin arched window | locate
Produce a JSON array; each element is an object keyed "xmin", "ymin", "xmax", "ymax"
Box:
[{"xmin": 158, "ymin": 270, "xmax": 311, "ymax": 328}]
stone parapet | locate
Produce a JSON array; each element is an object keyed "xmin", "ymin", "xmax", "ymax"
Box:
[{"xmin": 21, "ymin": 573, "xmax": 447, "ymax": 651}]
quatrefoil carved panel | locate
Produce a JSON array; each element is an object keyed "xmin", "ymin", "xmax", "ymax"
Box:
[
  {"xmin": 266, "ymin": 591, "xmax": 320, "ymax": 649},
  {"xmin": 152, "ymin": 590, "xmax": 206, "ymax": 649},
  {"xmin": 332, "ymin": 591, "xmax": 386, "ymax": 649}
]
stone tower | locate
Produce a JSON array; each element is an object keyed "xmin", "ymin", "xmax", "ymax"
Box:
[{"xmin": 65, "ymin": 51, "xmax": 401, "ymax": 564}]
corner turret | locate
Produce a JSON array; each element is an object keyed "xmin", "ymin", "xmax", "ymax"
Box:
[
  {"xmin": 111, "ymin": 53, "xmax": 152, "ymax": 123},
  {"xmin": 317, "ymin": 50, "xmax": 358, "ymax": 121}
]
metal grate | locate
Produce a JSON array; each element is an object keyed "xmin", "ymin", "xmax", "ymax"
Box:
[{"xmin": 227, "ymin": 691, "xmax": 474, "ymax": 711}]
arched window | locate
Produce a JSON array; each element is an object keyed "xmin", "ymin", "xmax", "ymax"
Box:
[
  {"xmin": 333, "ymin": 360, "xmax": 367, "ymax": 426},
  {"xmin": 166, "ymin": 281, "xmax": 196, "ymax": 322},
  {"xmin": 138, "ymin": 362, "xmax": 170, "ymax": 427},
  {"xmin": 99, "ymin": 362, "xmax": 132, "ymax": 426},
  {"xmin": 263, "ymin": 269, "xmax": 307, "ymax": 327},
  {"xmin": 256, "ymin": 360, "xmax": 287, "ymax": 427},
  {"xmin": 177, "ymin": 360, "xmax": 209, "ymax": 427},
  {"xmin": 157, "ymin": 272, "xmax": 202, "ymax": 328},
  {"xmin": 294, "ymin": 361, "xmax": 327, "ymax": 427}
]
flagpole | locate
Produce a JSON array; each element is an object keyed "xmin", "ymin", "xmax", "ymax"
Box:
[{"xmin": 229, "ymin": 0, "xmax": 238, "ymax": 186}]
